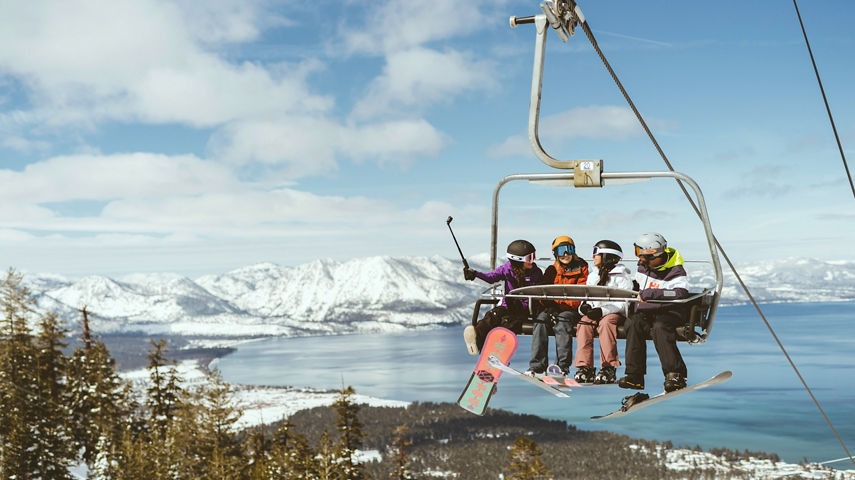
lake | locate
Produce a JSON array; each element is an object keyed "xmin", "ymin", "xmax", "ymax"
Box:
[{"xmin": 216, "ymin": 301, "xmax": 855, "ymax": 469}]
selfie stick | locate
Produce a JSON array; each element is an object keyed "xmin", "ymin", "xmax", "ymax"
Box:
[{"xmin": 446, "ymin": 216, "xmax": 470, "ymax": 269}]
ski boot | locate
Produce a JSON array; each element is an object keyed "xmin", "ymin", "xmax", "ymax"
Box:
[
  {"xmin": 463, "ymin": 325, "xmax": 478, "ymax": 356},
  {"xmin": 546, "ymin": 364, "xmax": 567, "ymax": 377},
  {"xmin": 618, "ymin": 374, "xmax": 645, "ymax": 390},
  {"xmin": 664, "ymin": 372, "xmax": 687, "ymax": 393},
  {"xmin": 574, "ymin": 366, "xmax": 596, "ymax": 383},
  {"xmin": 594, "ymin": 365, "xmax": 616, "ymax": 384}
]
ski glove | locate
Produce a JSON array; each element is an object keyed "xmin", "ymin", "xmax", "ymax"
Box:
[
  {"xmin": 463, "ymin": 267, "xmax": 477, "ymax": 281},
  {"xmin": 579, "ymin": 302, "xmax": 591, "ymax": 315},
  {"xmin": 586, "ymin": 307, "xmax": 603, "ymax": 321}
]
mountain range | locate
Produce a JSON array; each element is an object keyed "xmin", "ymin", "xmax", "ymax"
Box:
[{"xmin": 20, "ymin": 256, "xmax": 855, "ymax": 338}]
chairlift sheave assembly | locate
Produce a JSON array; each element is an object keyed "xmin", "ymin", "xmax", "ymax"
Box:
[{"xmin": 467, "ymin": 0, "xmax": 724, "ymax": 346}]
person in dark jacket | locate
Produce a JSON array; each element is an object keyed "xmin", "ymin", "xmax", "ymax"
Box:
[
  {"xmin": 618, "ymin": 232, "xmax": 690, "ymax": 393},
  {"xmin": 528, "ymin": 235, "xmax": 587, "ymax": 376},
  {"xmin": 462, "ymin": 239, "xmax": 543, "ymax": 354}
]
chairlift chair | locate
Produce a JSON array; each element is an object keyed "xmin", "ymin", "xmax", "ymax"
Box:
[{"xmin": 468, "ymin": 2, "xmax": 723, "ymax": 345}]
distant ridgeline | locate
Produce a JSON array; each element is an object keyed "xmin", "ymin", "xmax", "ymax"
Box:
[{"xmin": 20, "ymin": 256, "xmax": 855, "ymax": 337}]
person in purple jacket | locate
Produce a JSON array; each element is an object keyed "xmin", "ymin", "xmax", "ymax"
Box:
[
  {"xmin": 462, "ymin": 239, "xmax": 543, "ymax": 355},
  {"xmin": 618, "ymin": 232, "xmax": 691, "ymax": 393}
]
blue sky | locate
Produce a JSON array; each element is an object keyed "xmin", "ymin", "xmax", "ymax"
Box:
[{"xmin": 0, "ymin": 0, "xmax": 853, "ymax": 278}]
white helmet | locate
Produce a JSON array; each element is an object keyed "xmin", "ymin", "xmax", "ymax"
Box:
[{"xmin": 634, "ymin": 232, "xmax": 667, "ymax": 257}]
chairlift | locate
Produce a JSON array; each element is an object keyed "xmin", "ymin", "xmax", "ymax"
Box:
[{"xmin": 468, "ymin": 1, "xmax": 723, "ymax": 345}]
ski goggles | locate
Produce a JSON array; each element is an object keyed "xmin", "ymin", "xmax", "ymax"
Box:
[
  {"xmin": 592, "ymin": 246, "xmax": 623, "ymax": 258},
  {"xmin": 507, "ymin": 252, "xmax": 536, "ymax": 263},
  {"xmin": 553, "ymin": 244, "xmax": 575, "ymax": 257},
  {"xmin": 634, "ymin": 244, "xmax": 664, "ymax": 257}
]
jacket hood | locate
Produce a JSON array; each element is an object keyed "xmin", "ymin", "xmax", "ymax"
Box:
[
  {"xmin": 657, "ymin": 248, "xmax": 684, "ymax": 271},
  {"xmin": 610, "ymin": 263, "xmax": 632, "ymax": 276}
]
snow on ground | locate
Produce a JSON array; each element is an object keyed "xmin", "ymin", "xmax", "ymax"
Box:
[
  {"xmin": 230, "ymin": 384, "xmax": 409, "ymax": 430},
  {"xmin": 628, "ymin": 444, "xmax": 855, "ymax": 479},
  {"xmin": 120, "ymin": 361, "xmax": 409, "ymax": 432}
]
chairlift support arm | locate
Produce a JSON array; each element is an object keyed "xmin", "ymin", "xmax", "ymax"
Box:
[{"xmin": 511, "ymin": 3, "xmax": 601, "ymax": 184}]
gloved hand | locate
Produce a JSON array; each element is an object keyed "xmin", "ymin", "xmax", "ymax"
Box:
[
  {"xmin": 546, "ymin": 304, "xmax": 560, "ymax": 315},
  {"xmin": 463, "ymin": 267, "xmax": 477, "ymax": 281},
  {"xmin": 579, "ymin": 302, "xmax": 591, "ymax": 315},
  {"xmin": 586, "ymin": 307, "xmax": 603, "ymax": 321}
]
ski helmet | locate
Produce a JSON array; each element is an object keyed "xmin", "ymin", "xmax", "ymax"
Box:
[
  {"xmin": 507, "ymin": 239, "xmax": 536, "ymax": 263},
  {"xmin": 550, "ymin": 235, "xmax": 575, "ymax": 257},
  {"xmin": 592, "ymin": 240, "xmax": 623, "ymax": 266},
  {"xmin": 634, "ymin": 232, "xmax": 667, "ymax": 257}
]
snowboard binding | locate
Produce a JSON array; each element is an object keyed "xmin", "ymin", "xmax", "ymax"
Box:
[{"xmin": 620, "ymin": 392, "xmax": 650, "ymax": 412}]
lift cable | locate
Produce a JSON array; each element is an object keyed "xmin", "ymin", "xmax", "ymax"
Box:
[
  {"xmin": 792, "ymin": 0, "xmax": 855, "ymax": 199},
  {"xmin": 572, "ymin": 10, "xmax": 855, "ymax": 468}
]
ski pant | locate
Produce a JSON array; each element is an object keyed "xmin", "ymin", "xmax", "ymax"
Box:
[
  {"xmin": 474, "ymin": 306, "xmax": 525, "ymax": 352},
  {"xmin": 574, "ymin": 313, "xmax": 623, "ymax": 369},
  {"xmin": 624, "ymin": 310, "xmax": 687, "ymax": 378},
  {"xmin": 529, "ymin": 310, "xmax": 578, "ymax": 373}
]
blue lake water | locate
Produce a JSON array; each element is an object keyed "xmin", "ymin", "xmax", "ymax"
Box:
[{"xmin": 217, "ymin": 301, "xmax": 855, "ymax": 468}]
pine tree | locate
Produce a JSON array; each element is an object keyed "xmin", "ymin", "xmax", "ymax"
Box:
[
  {"xmin": 389, "ymin": 425, "xmax": 414, "ymax": 480},
  {"xmin": 332, "ymin": 385, "xmax": 366, "ymax": 480},
  {"xmin": 245, "ymin": 424, "xmax": 268, "ymax": 480},
  {"xmin": 31, "ymin": 311, "xmax": 76, "ymax": 479},
  {"xmin": 67, "ymin": 335, "xmax": 132, "ymax": 466},
  {"xmin": 504, "ymin": 436, "xmax": 552, "ymax": 480},
  {"xmin": 315, "ymin": 429, "xmax": 340, "ymax": 480},
  {"xmin": 145, "ymin": 339, "xmax": 183, "ymax": 439},
  {"xmin": 0, "ymin": 269, "xmax": 42, "ymax": 477},
  {"xmin": 172, "ymin": 368, "xmax": 244, "ymax": 478},
  {"xmin": 266, "ymin": 419, "xmax": 316, "ymax": 479}
]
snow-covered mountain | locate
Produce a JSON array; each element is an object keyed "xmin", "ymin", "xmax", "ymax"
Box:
[{"xmin": 20, "ymin": 256, "xmax": 855, "ymax": 338}]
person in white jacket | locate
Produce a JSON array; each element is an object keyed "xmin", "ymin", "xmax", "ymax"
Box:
[{"xmin": 573, "ymin": 240, "xmax": 632, "ymax": 384}]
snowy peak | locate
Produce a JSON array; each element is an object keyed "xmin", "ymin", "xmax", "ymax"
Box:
[{"xmin": 19, "ymin": 256, "xmax": 855, "ymax": 338}]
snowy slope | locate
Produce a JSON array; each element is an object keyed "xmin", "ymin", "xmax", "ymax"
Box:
[{"xmin": 19, "ymin": 256, "xmax": 855, "ymax": 338}]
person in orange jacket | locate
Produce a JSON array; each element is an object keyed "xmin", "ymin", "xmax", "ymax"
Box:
[{"xmin": 527, "ymin": 236, "xmax": 588, "ymax": 376}]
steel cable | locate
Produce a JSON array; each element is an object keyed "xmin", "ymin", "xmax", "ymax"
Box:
[
  {"xmin": 573, "ymin": 11, "xmax": 855, "ymax": 468},
  {"xmin": 792, "ymin": 0, "xmax": 855, "ymax": 199}
]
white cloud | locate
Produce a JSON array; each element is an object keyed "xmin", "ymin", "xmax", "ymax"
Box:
[
  {"xmin": 174, "ymin": 0, "xmax": 276, "ymax": 45},
  {"xmin": 351, "ymin": 47, "xmax": 497, "ymax": 120},
  {"xmin": 207, "ymin": 117, "xmax": 341, "ymax": 175},
  {"xmin": 209, "ymin": 116, "xmax": 448, "ymax": 175},
  {"xmin": 0, "ymin": 153, "xmax": 239, "ymax": 204},
  {"xmin": 0, "ymin": 0, "xmax": 330, "ymax": 129},
  {"xmin": 341, "ymin": 0, "xmax": 496, "ymax": 55},
  {"xmin": 340, "ymin": 119, "xmax": 448, "ymax": 164},
  {"xmin": 2, "ymin": 135, "xmax": 51, "ymax": 153},
  {"xmin": 99, "ymin": 188, "xmax": 400, "ymax": 231},
  {"xmin": 488, "ymin": 105, "xmax": 644, "ymax": 157}
]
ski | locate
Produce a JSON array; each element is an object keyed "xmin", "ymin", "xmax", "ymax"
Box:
[
  {"xmin": 486, "ymin": 356, "xmax": 571, "ymax": 398},
  {"xmin": 591, "ymin": 370, "xmax": 732, "ymax": 420},
  {"xmin": 457, "ymin": 327, "xmax": 519, "ymax": 415}
]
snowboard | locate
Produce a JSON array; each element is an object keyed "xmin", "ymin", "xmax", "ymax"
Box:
[
  {"xmin": 486, "ymin": 356, "xmax": 571, "ymax": 398},
  {"xmin": 591, "ymin": 370, "xmax": 732, "ymax": 420},
  {"xmin": 457, "ymin": 327, "xmax": 519, "ymax": 415}
]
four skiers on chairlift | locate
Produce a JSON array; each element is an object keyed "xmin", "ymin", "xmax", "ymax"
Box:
[{"xmin": 463, "ymin": 232, "xmax": 691, "ymax": 393}]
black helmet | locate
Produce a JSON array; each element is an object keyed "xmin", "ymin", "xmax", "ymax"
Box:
[
  {"xmin": 506, "ymin": 239, "xmax": 536, "ymax": 263},
  {"xmin": 592, "ymin": 240, "xmax": 623, "ymax": 267}
]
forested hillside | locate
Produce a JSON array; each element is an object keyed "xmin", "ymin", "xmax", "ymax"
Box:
[{"xmin": 288, "ymin": 402, "xmax": 782, "ymax": 480}]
